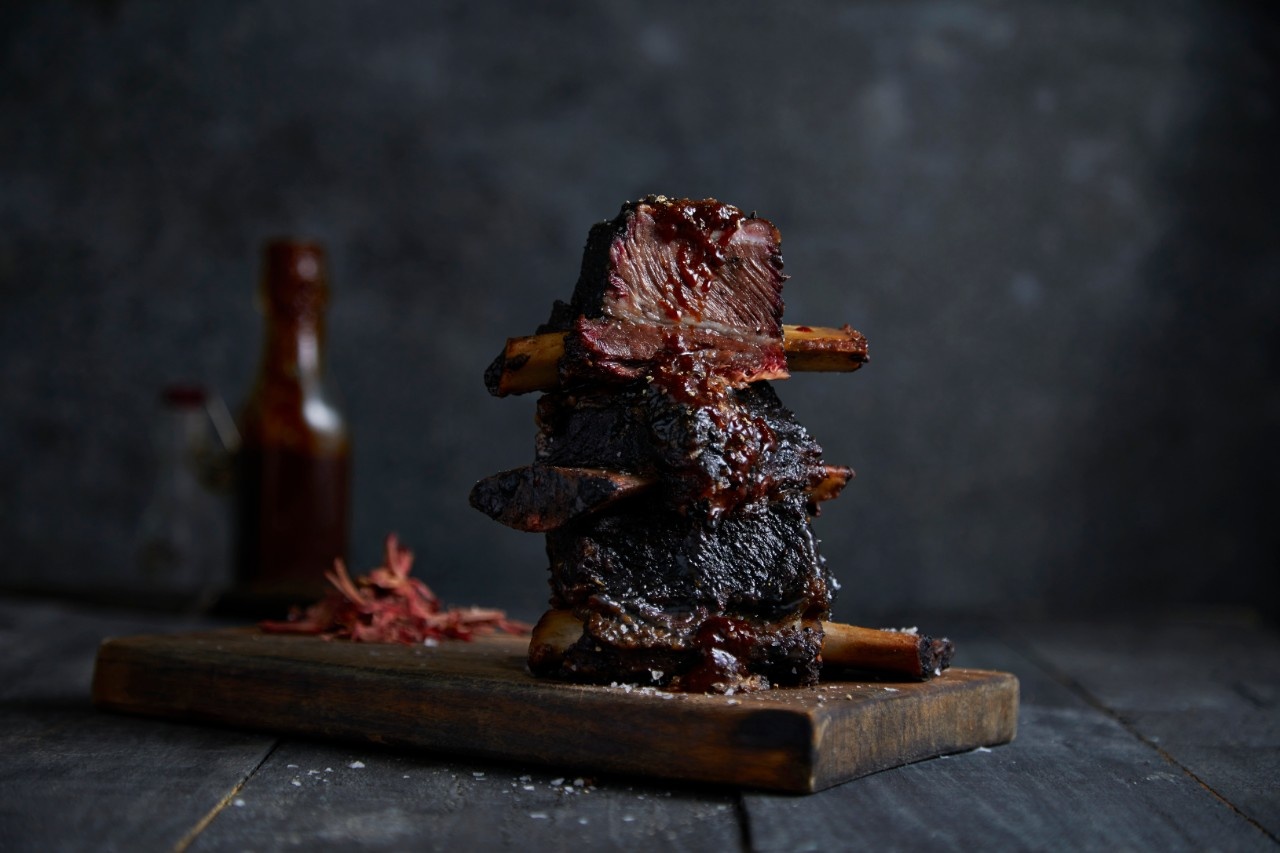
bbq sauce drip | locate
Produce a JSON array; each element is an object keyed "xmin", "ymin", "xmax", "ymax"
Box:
[
  {"xmin": 649, "ymin": 198, "xmax": 743, "ymax": 323},
  {"xmin": 647, "ymin": 351, "xmax": 780, "ymax": 521}
]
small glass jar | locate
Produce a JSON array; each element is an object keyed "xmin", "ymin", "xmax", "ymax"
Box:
[{"xmin": 134, "ymin": 386, "xmax": 233, "ymax": 607}]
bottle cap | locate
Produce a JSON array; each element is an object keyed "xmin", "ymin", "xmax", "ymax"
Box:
[{"xmin": 161, "ymin": 385, "xmax": 208, "ymax": 408}]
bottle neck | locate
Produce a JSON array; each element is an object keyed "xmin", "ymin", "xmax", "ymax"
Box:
[
  {"xmin": 256, "ymin": 238, "xmax": 331, "ymax": 385},
  {"xmin": 259, "ymin": 313, "xmax": 327, "ymax": 383},
  {"xmin": 245, "ymin": 307, "xmax": 347, "ymax": 448},
  {"xmin": 241, "ymin": 239, "xmax": 345, "ymax": 450}
]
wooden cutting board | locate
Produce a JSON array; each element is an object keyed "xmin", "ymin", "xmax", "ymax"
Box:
[{"xmin": 92, "ymin": 629, "xmax": 1018, "ymax": 794}]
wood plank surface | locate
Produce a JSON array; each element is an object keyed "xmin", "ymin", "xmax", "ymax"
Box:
[
  {"xmin": 91, "ymin": 628, "xmax": 1018, "ymax": 794},
  {"xmin": 1016, "ymin": 616, "xmax": 1280, "ymax": 841},
  {"xmin": 187, "ymin": 741, "xmax": 744, "ymax": 853},
  {"xmin": 0, "ymin": 601, "xmax": 278, "ymax": 853},
  {"xmin": 10, "ymin": 598, "xmax": 1272, "ymax": 851},
  {"xmin": 741, "ymin": 631, "xmax": 1278, "ymax": 851}
]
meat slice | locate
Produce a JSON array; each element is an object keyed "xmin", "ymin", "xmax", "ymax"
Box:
[
  {"xmin": 555, "ymin": 195, "xmax": 787, "ymax": 333},
  {"xmin": 545, "ymin": 196, "xmax": 789, "ymax": 387},
  {"xmin": 534, "ymin": 379, "xmax": 825, "ymax": 519},
  {"xmin": 482, "ymin": 322, "xmax": 867, "ymax": 397},
  {"xmin": 563, "ymin": 316, "xmax": 789, "ymax": 387},
  {"xmin": 468, "ymin": 465, "xmax": 651, "ymax": 533},
  {"xmin": 540, "ymin": 492, "xmax": 830, "ymax": 689}
]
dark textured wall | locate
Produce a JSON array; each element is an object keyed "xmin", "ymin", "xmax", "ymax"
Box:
[{"xmin": 2, "ymin": 1, "xmax": 1276, "ymax": 621}]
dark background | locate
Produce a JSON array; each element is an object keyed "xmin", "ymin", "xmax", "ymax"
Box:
[{"xmin": 2, "ymin": 1, "xmax": 1276, "ymax": 623}]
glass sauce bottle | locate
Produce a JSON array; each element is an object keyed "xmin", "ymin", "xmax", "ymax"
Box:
[{"xmin": 235, "ymin": 239, "xmax": 351, "ymax": 608}]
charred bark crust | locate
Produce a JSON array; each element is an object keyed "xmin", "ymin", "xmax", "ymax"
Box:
[
  {"xmin": 536, "ymin": 381, "xmax": 824, "ymax": 513},
  {"xmin": 546, "ymin": 495, "xmax": 827, "ymax": 619},
  {"xmin": 481, "ymin": 197, "xmax": 855, "ymax": 692}
]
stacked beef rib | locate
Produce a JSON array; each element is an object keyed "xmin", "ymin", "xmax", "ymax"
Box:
[{"xmin": 473, "ymin": 196, "xmax": 860, "ymax": 693}]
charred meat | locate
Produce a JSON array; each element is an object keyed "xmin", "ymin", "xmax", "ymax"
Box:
[{"xmin": 473, "ymin": 195, "xmax": 863, "ymax": 692}]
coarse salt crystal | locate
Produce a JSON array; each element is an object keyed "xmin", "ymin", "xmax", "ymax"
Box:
[
  {"xmin": 883, "ymin": 687, "xmax": 899, "ymax": 692},
  {"xmin": 473, "ymin": 772, "xmax": 485, "ymax": 778},
  {"xmin": 349, "ymin": 761, "xmax": 366, "ymax": 769},
  {"xmin": 726, "ymin": 699, "xmax": 740, "ymax": 706},
  {"xmin": 522, "ymin": 785, "xmax": 535, "ymax": 791},
  {"xmin": 286, "ymin": 764, "xmax": 299, "ymax": 769},
  {"xmin": 550, "ymin": 777, "xmax": 564, "ymax": 786},
  {"xmin": 233, "ymin": 798, "xmax": 246, "ymax": 807},
  {"xmin": 529, "ymin": 812, "xmax": 549, "ymax": 820},
  {"xmin": 573, "ymin": 778, "xmax": 585, "ymax": 787},
  {"xmin": 578, "ymin": 817, "xmax": 589, "ymax": 825},
  {"xmin": 290, "ymin": 778, "xmax": 301, "ymax": 787}
]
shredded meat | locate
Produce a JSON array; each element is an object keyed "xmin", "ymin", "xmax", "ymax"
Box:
[{"xmin": 260, "ymin": 534, "xmax": 530, "ymax": 644}]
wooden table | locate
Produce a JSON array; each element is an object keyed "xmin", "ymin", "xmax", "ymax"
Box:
[{"xmin": 2, "ymin": 596, "xmax": 1276, "ymax": 851}]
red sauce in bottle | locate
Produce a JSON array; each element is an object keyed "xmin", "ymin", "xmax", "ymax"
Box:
[{"xmin": 234, "ymin": 240, "xmax": 351, "ymax": 608}]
